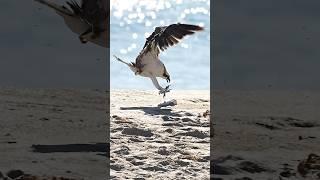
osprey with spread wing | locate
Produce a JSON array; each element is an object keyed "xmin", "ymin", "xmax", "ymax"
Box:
[
  {"xmin": 34, "ymin": 0, "xmax": 109, "ymax": 48},
  {"xmin": 114, "ymin": 23, "xmax": 204, "ymax": 97}
]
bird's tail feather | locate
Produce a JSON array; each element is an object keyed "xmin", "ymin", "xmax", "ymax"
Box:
[
  {"xmin": 113, "ymin": 55, "xmax": 133, "ymax": 67},
  {"xmin": 34, "ymin": 0, "xmax": 73, "ymax": 16}
]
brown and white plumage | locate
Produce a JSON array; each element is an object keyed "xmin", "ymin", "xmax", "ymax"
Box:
[
  {"xmin": 114, "ymin": 23, "xmax": 203, "ymax": 97},
  {"xmin": 34, "ymin": 0, "xmax": 109, "ymax": 48}
]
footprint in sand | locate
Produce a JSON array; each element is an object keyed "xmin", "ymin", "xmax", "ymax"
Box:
[
  {"xmin": 122, "ymin": 127, "xmax": 154, "ymax": 137},
  {"xmin": 174, "ymin": 130, "xmax": 209, "ymax": 139},
  {"xmin": 157, "ymin": 146, "xmax": 170, "ymax": 155},
  {"xmin": 110, "ymin": 164, "xmax": 124, "ymax": 171},
  {"xmin": 113, "ymin": 146, "xmax": 130, "ymax": 155}
]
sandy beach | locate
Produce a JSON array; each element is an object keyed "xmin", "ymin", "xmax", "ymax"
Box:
[
  {"xmin": 110, "ymin": 90, "xmax": 210, "ymax": 179},
  {"xmin": 0, "ymin": 88, "xmax": 107, "ymax": 180},
  {"xmin": 2, "ymin": 88, "xmax": 318, "ymax": 179},
  {"xmin": 212, "ymin": 90, "xmax": 320, "ymax": 179},
  {"xmin": 0, "ymin": 88, "xmax": 210, "ymax": 179}
]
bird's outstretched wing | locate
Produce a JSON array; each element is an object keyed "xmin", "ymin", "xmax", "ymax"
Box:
[
  {"xmin": 82, "ymin": 0, "xmax": 108, "ymax": 12},
  {"xmin": 79, "ymin": 0, "xmax": 108, "ymax": 25},
  {"xmin": 142, "ymin": 23, "xmax": 204, "ymax": 54},
  {"xmin": 34, "ymin": 0, "xmax": 74, "ymax": 16},
  {"xmin": 66, "ymin": 0, "xmax": 108, "ymax": 25},
  {"xmin": 66, "ymin": 0, "xmax": 82, "ymax": 16}
]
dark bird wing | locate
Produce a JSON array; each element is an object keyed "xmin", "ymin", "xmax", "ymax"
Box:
[
  {"xmin": 66, "ymin": 0, "xmax": 82, "ymax": 16},
  {"xmin": 81, "ymin": 0, "xmax": 96, "ymax": 12},
  {"xmin": 80, "ymin": 0, "xmax": 108, "ymax": 26},
  {"xmin": 66, "ymin": 0, "xmax": 107, "ymax": 26},
  {"xmin": 34, "ymin": 0, "xmax": 74, "ymax": 16},
  {"xmin": 142, "ymin": 23, "xmax": 204, "ymax": 54}
]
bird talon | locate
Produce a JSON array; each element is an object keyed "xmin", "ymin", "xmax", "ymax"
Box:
[{"xmin": 158, "ymin": 85, "xmax": 171, "ymax": 97}]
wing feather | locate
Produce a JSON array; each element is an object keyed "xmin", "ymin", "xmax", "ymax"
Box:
[
  {"xmin": 74, "ymin": 0, "xmax": 108, "ymax": 26},
  {"xmin": 66, "ymin": 0, "xmax": 82, "ymax": 16},
  {"xmin": 142, "ymin": 23, "xmax": 204, "ymax": 55}
]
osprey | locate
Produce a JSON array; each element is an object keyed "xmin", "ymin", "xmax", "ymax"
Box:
[
  {"xmin": 114, "ymin": 23, "xmax": 204, "ymax": 97},
  {"xmin": 34, "ymin": 0, "xmax": 109, "ymax": 48}
]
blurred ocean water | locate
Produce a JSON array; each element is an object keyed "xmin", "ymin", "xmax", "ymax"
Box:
[{"xmin": 110, "ymin": 0, "xmax": 210, "ymax": 90}]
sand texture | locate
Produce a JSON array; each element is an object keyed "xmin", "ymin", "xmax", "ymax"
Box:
[
  {"xmin": 3, "ymin": 89, "xmax": 318, "ymax": 179},
  {"xmin": 212, "ymin": 90, "xmax": 320, "ymax": 179},
  {"xmin": 110, "ymin": 90, "xmax": 210, "ymax": 179},
  {"xmin": 0, "ymin": 88, "xmax": 107, "ymax": 180}
]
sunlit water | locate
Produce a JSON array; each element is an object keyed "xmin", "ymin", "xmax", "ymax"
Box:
[{"xmin": 110, "ymin": 0, "xmax": 210, "ymax": 90}]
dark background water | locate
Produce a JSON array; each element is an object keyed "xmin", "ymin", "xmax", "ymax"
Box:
[
  {"xmin": 213, "ymin": 0, "xmax": 320, "ymax": 90},
  {"xmin": 0, "ymin": 0, "xmax": 107, "ymax": 88},
  {"xmin": 1, "ymin": 0, "xmax": 320, "ymax": 90}
]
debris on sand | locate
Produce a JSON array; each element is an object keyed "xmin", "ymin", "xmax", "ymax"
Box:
[
  {"xmin": 158, "ymin": 99, "xmax": 177, "ymax": 107},
  {"xmin": 297, "ymin": 153, "xmax": 320, "ymax": 178}
]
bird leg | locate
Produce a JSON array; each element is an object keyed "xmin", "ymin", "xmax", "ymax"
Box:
[
  {"xmin": 159, "ymin": 85, "xmax": 171, "ymax": 98},
  {"xmin": 150, "ymin": 76, "xmax": 171, "ymax": 97}
]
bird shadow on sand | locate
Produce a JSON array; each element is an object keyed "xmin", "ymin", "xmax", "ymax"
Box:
[
  {"xmin": 31, "ymin": 143, "xmax": 110, "ymax": 157},
  {"xmin": 120, "ymin": 106, "xmax": 182, "ymax": 117}
]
